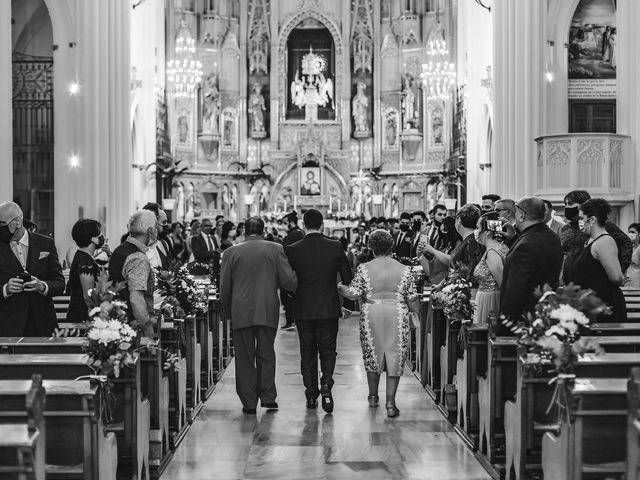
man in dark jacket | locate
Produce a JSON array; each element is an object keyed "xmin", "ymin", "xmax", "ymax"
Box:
[
  {"xmin": 500, "ymin": 197, "xmax": 563, "ymax": 323},
  {"xmin": 286, "ymin": 209, "xmax": 353, "ymax": 413},
  {"xmin": 0, "ymin": 202, "xmax": 65, "ymax": 336},
  {"xmin": 280, "ymin": 212, "xmax": 304, "ymax": 330}
]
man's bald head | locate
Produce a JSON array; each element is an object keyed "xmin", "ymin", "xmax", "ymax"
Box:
[
  {"xmin": 516, "ymin": 197, "xmax": 546, "ymax": 221},
  {"xmin": 0, "ymin": 202, "xmax": 23, "ymax": 223}
]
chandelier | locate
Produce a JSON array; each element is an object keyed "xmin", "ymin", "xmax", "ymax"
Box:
[
  {"xmin": 420, "ymin": 28, "xmax": 456, "ymax": 101},
  {"xmin": 166, "ymin": 22, "xmax": 203, "ymax": 99}
]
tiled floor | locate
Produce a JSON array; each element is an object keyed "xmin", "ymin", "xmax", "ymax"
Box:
[{"xmin": 162, "ymin": 315, "xmax": 491, "ymax": 480}]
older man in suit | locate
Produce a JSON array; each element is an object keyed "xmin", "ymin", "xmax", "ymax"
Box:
[
  {"xmin": 500, "ymin": 197, "xmax": 563, "ymax": 323},
  {"xmin": 220, "ymin": 217, "xmax": 297, "ymax": 414},
  {"xmin": 286, "ymin": 209, "xmax": 352, "ymax": 413},
  {"xmin": 0, "ymin": 202, "xmax": 65, "ymax": 336}
]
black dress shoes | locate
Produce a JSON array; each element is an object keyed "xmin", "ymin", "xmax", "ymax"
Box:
[
  {"xmin": 320, "ymin": 384, "xmax": 334, "ymax": 414},
  {"xmin": 261, "ymin": 402, "xmax": 279, "ymax": 410},
  {"xmin": 306, "ymin": 397, "xmax": 318, "ymax": 409},
  {"xmin": 242, "ymin": 407, "xmax": 257, "ymax": 414}
]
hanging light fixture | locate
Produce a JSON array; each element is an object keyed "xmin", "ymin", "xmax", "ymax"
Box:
[
  {"xmin": 420, "ymin": 26, "xmax": 456, "ymax": 101},
  {"xmin": 166, "ymin": 21, "xmax": 203, "ymax": 99}
]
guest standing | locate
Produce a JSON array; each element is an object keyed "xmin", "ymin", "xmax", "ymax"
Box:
[
  {"xmin": 108, "ymin": 210, "xmax": 157, "ymax": 337},
  {"xmin": 220, "ymin": 221, "xmax": 236, "ymax": 251},
  {"xmin": 563, "ymin": 199, "xmax": 627, "ymax": 322},
  {"xmin": 142, "ymin": 202, "xmax": 173, "ymax": 270},
  {"xmin": 191, "ymin": 218, "xmax": 220, "ymax": 263},
  {"xmin": 473, "ymin": 212, "xmax": 509, "ymax": 325},
  {"xmin": 338, "ymin": 230, "xmax": 420, "ymax": 417},
  {"xmin": 280, "ymin": 212, "xmax": 305, "ymax": 331},
  {"xmin": 500, "ymin": 197, "xmax": 563, "ymax": 321},
  {"xmin": 169, "ymin": 222, "xmax": 188, "ymax": 263},
  {"xmin": 286, "ymin": 209, "xmax": 353, "ymax": 413},
  {"xmin": 220, "ymin": 217, "xmax": 297, "ymax": 414},
  {"xmin": 393, "ymin": 212, "xmax": 416, "ymax": 264},
  {"xmin": 0, "ymin": 202, "xmax": 65, "ymax": 336},
  {"xmin": 420, "ymin": 215, "xmax": 461, "ymax": 284},
  {"xmin": 66, "ymin": 219, "xmax": 103, "ymax": 323},
  {"xmin": 625, "ymin": 223, "xmax": 640, "ymax": 287}
]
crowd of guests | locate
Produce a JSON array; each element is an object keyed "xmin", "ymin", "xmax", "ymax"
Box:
[{"xmin": 0, "ymin": 186, "xmax": 636, "ymax": 414}]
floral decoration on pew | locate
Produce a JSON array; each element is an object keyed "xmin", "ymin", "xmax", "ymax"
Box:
[
  {"xmin": 186, "ymin": 261, "xmax": 213, "ymax": 277},
  {"xmin": 431, "ymin": 266, "xmax": 474, "ymax": 321},
  {"xmin": 156, "ymin": 265, "xmax": 207, "ymax": 315},
  {"xmin": 502, "ymin": 283, "xmax": 608, "ymax": 420}
]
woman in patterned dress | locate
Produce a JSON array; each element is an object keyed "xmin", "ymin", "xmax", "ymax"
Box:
[{"xmin": 338, "ymin": 230, "xmax": 420, "ymax": 417}]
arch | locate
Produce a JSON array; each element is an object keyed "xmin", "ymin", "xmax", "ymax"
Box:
[
  {"xmin": 277, "ymin": 7, "xmax": 343, "ymax": 121},
  {"xmin": 43, "ymin": 0, "xmax": 74, "ymax": 47}
]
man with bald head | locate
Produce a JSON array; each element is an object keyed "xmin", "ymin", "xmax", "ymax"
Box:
[
  {"xmin": 500, "ymin": 196, "xmax": 563, "ymax": 323},
  {"xmin": 0, "ymin": 201, "xmax": 65, "ymax": 336}
]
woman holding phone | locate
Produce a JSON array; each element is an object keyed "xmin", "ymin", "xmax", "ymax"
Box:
[{"xmin": 472, "ymin": 212, "xmax": 509, "ymax": 325}]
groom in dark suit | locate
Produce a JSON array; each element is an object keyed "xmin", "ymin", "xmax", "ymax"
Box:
[
  {"xmin": 500, "ymin": 197, "xmax": 563, "ymax": 323},
  {"xmin": 0, "ymin": 202, "xmax": 65, "ymax": 336},
  {"xmin": 286, "ymin": 209, "xmax": 353, "ymax": 412}
]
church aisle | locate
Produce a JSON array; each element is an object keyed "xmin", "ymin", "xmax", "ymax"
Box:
[{"xmin": 162, "ymin": 316, "xmax": 490, "ymax": 480}]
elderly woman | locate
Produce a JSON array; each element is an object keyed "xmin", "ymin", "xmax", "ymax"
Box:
[{"xmin": 338, "ymin": 229, "xmax": 420, "ymax": 417}]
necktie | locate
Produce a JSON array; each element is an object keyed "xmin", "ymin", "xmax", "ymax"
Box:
[{"xmin": 206, "ymin": 235, "xmax": 214, "ymax": 251}]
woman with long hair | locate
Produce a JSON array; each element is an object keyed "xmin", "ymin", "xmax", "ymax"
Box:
[
  {"xmin": 625, "ymin": 223, "xmax": 640, "ymax": 287},
  {"xmin": 220, "ymin": 221, "xmax": 236, "ymax": 251}
]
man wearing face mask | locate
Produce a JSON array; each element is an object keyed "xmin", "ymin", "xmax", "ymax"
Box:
[
  {"xmin": 500, "ymin": 197, "xmax": 563, "ymax": 324},
  {"xmin": 393, "ymin": 213, "xmax": 415, "ymax": 264},
  {"xmin": 108, "ymin": 210, "xmax": 158, "ymax": 337},
  {"xmin": 142, "ymin": 202, "xmax": 172, "ymax": 270},
  {"xmin": 280, "ymin": 212, "xmax": 304, "ymax": 331},
  {"xmin": 560, "ymin": 189, "xmax": 632, "ymax": 274},
  {"xmin": 410, "ymin": 211, "xmax": 428, "ymax": 258},
  {"xmin": 0, "ymin": 201, "xmax": 65, "ymax": 337}
]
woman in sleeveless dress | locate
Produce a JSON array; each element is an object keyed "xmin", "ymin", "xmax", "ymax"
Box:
[
  {"xmin": 473, "ymin": 212, "xmax": 509, "ymax": 325},
  {"xmin": 563, "ymin": 199, "xmax": 626, "ymax": 322},
  {"xmin": 338, "ymin": 230, "xmax": 420, "ymax": 417},
  {"xmin": 66, "ymin": 219, "xmax": 103, "ymax": 323}
]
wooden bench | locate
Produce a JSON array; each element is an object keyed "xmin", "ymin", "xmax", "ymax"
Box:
[
  {"xmin": 0, "ymin": 375, "xmax": 45, "ymax": 480},
  {"xmin": 505, "ymin": 353, "xmax": 640, "ymax": 480},
  {"xmin": 438, "ymin": 313, "xmax": 463, "ymax": 420},
  {"xmin": 423, "ymin": 301, "xmax": 447, "ymax": 402},
  {"xmin": 0, "ymin": 354, "xmax": 149, "ymax": 480},
  {"xmin": 0, "ymin": 377, "xmax": 117, "ymax": 480},
  {"xmin": 53, "ymin": 295, "xmax": 71, "ymax": 323},
  {"xmin": 541, "ymin": 377, "xmax": 627, "ymax": 480}
]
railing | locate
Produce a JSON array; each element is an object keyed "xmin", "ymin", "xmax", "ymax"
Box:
[{"xmin": 534, "ymin": 133, "xmax": 633, "ymax": 201}]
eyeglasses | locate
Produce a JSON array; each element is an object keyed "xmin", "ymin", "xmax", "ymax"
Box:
[
  {"xmin": 515, "ymin": 205, "xmax": 527, "ymax": 217},
  {"xmin": 0, "ymin": 217, "xmax": 18, "ymax": 227}
]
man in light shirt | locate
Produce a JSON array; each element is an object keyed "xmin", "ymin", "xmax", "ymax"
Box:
[{"xmin": 542, "ymin": 199, "xmax": 565, "ymax": 236}]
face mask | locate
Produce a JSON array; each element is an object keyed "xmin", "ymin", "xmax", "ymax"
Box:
[
  {"xmin": 0, "ymin": 224, "xmax": 13, "ymax": 243},
  {"xmin": 565, "ymin": 206, "xmax": 579, "ymax": 221},
  {"xmin": 473, "ymin": 230, "xmax": 481, "ymax": 243},
  {"xmin": 162, "ymin": 225, "xmax": 171, "ymax": 235},
  {"xmin": 411, "ymin": 220, "xmax": 422, "ymax": 232},
  {"xmin": 93, "ymin": 235, "xmax": 105, "ymax": 249},
  {"xmin": 147, "ymin": 228, "xmax": 158, "ymax": 247},
  {"xmin": 229, "ymin": 230, "xmax": 236, "ymax": 238},
  {"xmin": 630, "ymin": 233, "xmax": 637, "ymax": 242},
  {"xmin": 578, "ymin": 219, "xmax": 587, "ymax": 232},
  {"xmin": 399, "ymin": 224, "xmax": 410, "ymax": 232}
]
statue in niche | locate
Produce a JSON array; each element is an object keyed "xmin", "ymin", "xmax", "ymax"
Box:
[
  {"xmin": 221, "ymin": 183, "xmax": 230, "ymax": 217},
  {"xmin": 402, "ymin": 77, "xmax": 416, "ymax": 130},
  {"xmin": 259, "ymin": 183, "xmax": 270, "ymax": 213},
  {"xmin": 385, "ymin": 112, "xmax": 398, "ymax": 147},
  {"xmin": 203, "ymin": 74, "xmax": 220, "ymax": 133},
  {"xmin": 391, "ymin": 183, "xmax": 400, "ymax": 218},
  {"xmin": 175, "ymin": 182, "xmax": 185, "ymax": 223},
  {"xmin": 430, "ymin": 104, "xmax": 444, "ymax": 146},
  {"xmin": 230, "ymin": 184, "xmax": 238, "ymax": 223},
  {"xmin": 290, "ymin": 70, "xmax": 305, "ymax": 108},
  {"xmin": 248, "ymin": 84, "xmax": 266, "ymax": 135},
  {"xmin": 177, "ymin": 110, "xmax": 189, "ymax": 144},
  {"xmin": 223, "ymin": 112, "xmax": 235, "ymax": 147},
  {"xmin": 184, "ymin": 182, "xmax": 195, "ymax": 223},
  {"xmin": 351, "ymin": 184, "xmax": 362, "ymax": 215},
  {"xmin": 382, "ymin": 183, "xmax": 391, "ymax": 218},
  {"xmin": 352, "ymin": 81, "xmax": 369, "ymax": 134}
]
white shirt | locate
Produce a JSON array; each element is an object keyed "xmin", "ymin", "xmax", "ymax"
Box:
[
  {"xmin": 146, "ymin": 245, "xmax": 162, "ymax": 270},
  {"xmin": 3, "ymin": 230, "xmax": 49, "ymax": 298}
]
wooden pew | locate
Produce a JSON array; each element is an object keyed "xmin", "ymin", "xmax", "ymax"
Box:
[
  {"xmin": 0, "ymin": 377, "xmax": 117, "ymax": 480},
  {"xmin": 455, "ymin": 324, "xmax": 488, "ymax": 450},
  {"xmin": 424, "ymin": 302, "xmax": 447, "ymax": 402},
  {"xmin": 184, "ymin": 316, "xmax": 203, "ymax": 420},
  {"xmin": 0, "ymin": 375, "xmax": 45, "ymax": 480},
  {"xmin": 591, "ymin": 322, "xmax": 640, "ymax": 335},
  {"xmin": 505, "ymin": 353, "xmax": 640, "ymax": 480},
  {"xmin": 541, "ymin": 378, "xmax": 627, "ymax": 480},
  {"xmin": 0, "ymin": 354, "xmax": 149, "ymax": 480},
  {"xmin": 53, "ymin": 295, "xmax": 71, "ymax": 323},
  {"xmin": 629, "ymin": 367, "xmax": 640, "ymax": 480},
  {"xmin": 438, "ymin": 313, "xmax": 463, "ymax": 420}
]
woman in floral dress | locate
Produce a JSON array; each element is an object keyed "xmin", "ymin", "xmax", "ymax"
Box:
[{"xmin": 339, "ymin": 230, "xmax": 420, "ymax": 417}]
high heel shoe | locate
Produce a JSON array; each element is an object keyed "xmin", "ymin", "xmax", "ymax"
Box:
[
  {"xmin": 386, "ymin": 403, "xmax": 400, "ymax": 418},
  {"xmin": 367, "ymin": 395, "xmax": 379, "ymax": 408}
]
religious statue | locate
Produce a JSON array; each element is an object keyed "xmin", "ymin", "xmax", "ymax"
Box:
[
  {"xmin": 402, "ymin": 76, "xmax": 416, "ymax": 129},
  {"xmin": 230, "ymin": 184, "xmax": 238, "ymax": 223},
  {"xmin": 177, "ymin": 111, "xmax": 189, "ymax": 144},
  {"xmin": 221, "ymin": 183, "xmax": 230, "ymax": 217},
  {"xmin": 184, "ymin": 182, "xmax": 195, "ymax": 223},
  {"xmin": 290, "ymin": 70, "xmax": 305, "ymax": 108},
  {"xmin": 391, "ymin": 183, "xmax": 400, "ymax": 218},
  {"xmin": 203, "ymin": 74, "xmax": 220, "ymax": 133},
  {"xmin": 248, "ymin": 84, "xmax": 266, "ymax": 136},
  {"xmin": 352, "ymin": 81, "xmax": 369, "ymax": 134},
  {"xmin": 289, "ymin": 47, "xmax": 334, "ymax": 110},
  {"xmin": 174, "ymin": 182, "xmax": 185, "ymax": 223},
  {"xmin": 385, "ymin": 112, "xmax": 397, "ymax": 147}
]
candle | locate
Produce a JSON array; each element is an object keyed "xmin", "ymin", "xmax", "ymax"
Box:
[
  {"xmin": 338, "ymin": 198, "xmax": 341, "ymax": 212},
  {"xmin": 284, "ymin": 199, "xmax": 287, "ymax": 212}
]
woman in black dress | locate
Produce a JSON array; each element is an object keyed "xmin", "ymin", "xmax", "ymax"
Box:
[
  {"xmin": 562, "ymin": 198, "xmax": 627, "ymax": 322},
  {"xmin": 66, "ymin": 219, "xmax": 103, "ymax": 323},
  {"xmin": 220, "ymin": 221, "xmax": 236, "ymax": 251}
]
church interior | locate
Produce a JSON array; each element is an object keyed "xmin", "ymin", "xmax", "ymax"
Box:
[{"xmin": 3, "ymin": 0, "xmax": 640, "ymax": 479}]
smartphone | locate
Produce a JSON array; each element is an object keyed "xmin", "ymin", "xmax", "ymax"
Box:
[
  {"xmin": 17, "ymin": 271, "xmax": 32, "ymax": 282},
  {"xmin": 487, "ymin": 220, "xmax": 503, "ymax": 233}
]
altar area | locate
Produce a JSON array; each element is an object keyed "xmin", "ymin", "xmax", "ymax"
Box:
[{"xmin": 152, "ymin": 0, "xmax": 462, "ymax": 223}]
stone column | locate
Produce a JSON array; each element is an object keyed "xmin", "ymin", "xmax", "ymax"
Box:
[
  {"xmin": 342, "ymin": 0, "xmax": 352, "ymax": 148},
  {"xmin": 0, "ymin": 1, "xmax": 12, "ymax": 199},
  {"xmin": 269, "ymin": 0, "xmax": 278, "ymax": 146}
]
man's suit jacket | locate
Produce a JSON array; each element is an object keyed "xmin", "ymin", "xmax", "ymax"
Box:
[
  {"xmin": 220, "ymin": 236, "xmax": 297, "ymax": 330},
  {"xmin": 283, "ymin": 226, "xmax": 304, "ymax": 247},
  {"xmin": 191, "ymin": 233, "xmax": 218, "ymax": 263},
  {"xmin": 500, "ymin": 223, "xmax": 563, "ymax": 320},
  {"xmin": 0, "ymin": 233, "xmax": 65, "ymax": 336},
  {"xmin": 393, "ymin": 230, "xmax": 416, "ymax": 259},
  {"xmin": 286, "ymin": 233, "xmax": 353, "ymax": 321}
]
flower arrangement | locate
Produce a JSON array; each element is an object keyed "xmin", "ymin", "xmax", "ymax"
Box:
[
  {"xmin": 186, "ymin": 261, "xmax": 213, "ymax": 277},
  {"xmin": 431, "ymin": 269, "xmax": 474, "ymax": 321},
  {"xmin": 502, "ymin": 283, "xmax": 608, "ymax": 375},
  {"xmin": 156, "ymin": 265, "xmax": 207, "ymax": 315}
]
